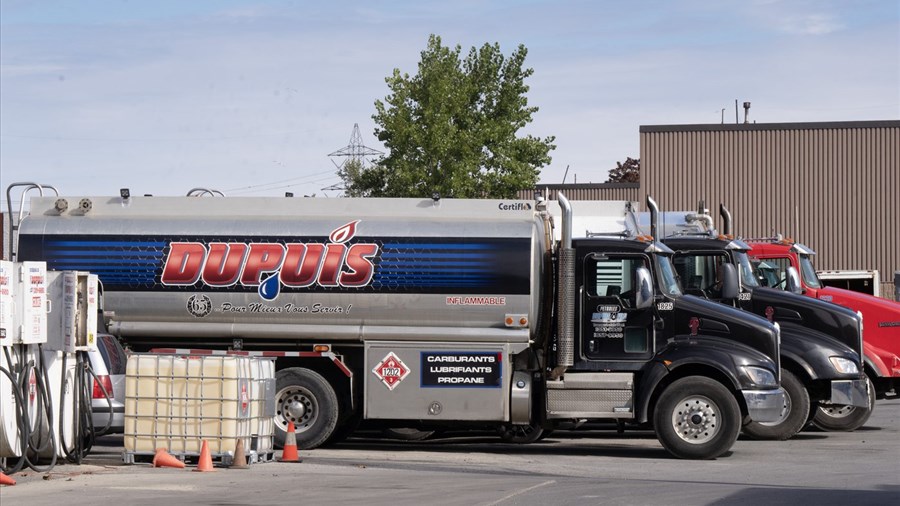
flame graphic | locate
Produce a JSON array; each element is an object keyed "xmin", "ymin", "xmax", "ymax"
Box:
[{"xmin": 329, "ymin": 220, "xmax": 360, "ymax": 243}]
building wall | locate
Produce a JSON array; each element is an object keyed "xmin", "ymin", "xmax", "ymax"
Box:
[
  {"xmin": 639, "ymin": 120, "xmax": 900, "ymax": 299},
  {"xmin": 518, "ymin": 183, "xmax": 640, "ymax": 202}
]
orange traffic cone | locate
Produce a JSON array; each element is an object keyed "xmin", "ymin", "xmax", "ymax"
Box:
[
  {"xmin": 194, "ymin": 440, "xmax": 216, "ymax": 472},
  {"xmin": 230, "ymin": 438, "xmax": 249, "ymax": 469},
  {"xmin": 152, "ymin": 448, "xmax": 185, "ymax": 469},
  {"xmin": 0, "ymin": 471, "xmax": 15, "ymax": 486},
  {"xmin": 280, "ymin": 421, "xmax": 302, "ymax": 463}
]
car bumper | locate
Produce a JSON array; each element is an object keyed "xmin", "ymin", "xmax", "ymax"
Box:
[
  {"xmin": 92, "ymin": 403, "xmax": 125, "ymax": 434},
  {"xmin": 827, "ymin": 378, "xmax": 869, "ymax": 408},
  {"xmin": 742, "ymin": 387, "xmax": 787, "ymax": 423}
]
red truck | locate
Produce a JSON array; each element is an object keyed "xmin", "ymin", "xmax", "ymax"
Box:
[{"xmin": 748, "ymin": 238, "xmax": 899, "ymax": 430}]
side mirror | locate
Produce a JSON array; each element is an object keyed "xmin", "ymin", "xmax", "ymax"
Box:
[
  {"xmin": 634, "ymin": 267, "xmax": 654, "ymax": 309},
  {"xmin": 785, "ymin": 266, "xmax": 803, "ymax": 294},
  {"xmin": 719, "ymin": 263, "xmax": 739, "ymax": 299}
]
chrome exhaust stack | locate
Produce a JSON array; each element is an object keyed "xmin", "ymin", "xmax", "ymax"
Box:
[
  {"xmin": 720, "ymin": 204, "xmax": 733, "ymax": 236},
  {"xmin": 552, "ymin": 192, "xmax": 575, "ymax": 377}
]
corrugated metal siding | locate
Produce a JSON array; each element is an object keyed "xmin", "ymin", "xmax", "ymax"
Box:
[
  {"xmin": 518, "ymin": 183, "xmax": 640, "ymax": 202},
  {"xmin": 640, "ymin": 121, "xmax": 900, "ymax": 300}
]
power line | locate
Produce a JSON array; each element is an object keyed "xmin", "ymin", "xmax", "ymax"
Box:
[{"xmin": 224, "ymin": 168, "xmax": 336, "ymax": 193}]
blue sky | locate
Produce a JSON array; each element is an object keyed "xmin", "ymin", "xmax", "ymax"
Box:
[{"xmin": 1, "ymin": 0, "xmax": 898, "ymax": 203}]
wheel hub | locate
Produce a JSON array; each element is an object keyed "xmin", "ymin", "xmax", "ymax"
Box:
[
  {"xmin": 284, "ymin": 399, "xmax": 308, "ymax": 420},
  {"xmin": 276, "ymin": 386, "xmax": 318, "ymax": 433},
  {"xmin": 820, "ymin": 404, "xmax": 855, "ymax": 419},
  {"xmin": 759, "ymin": 388, "xmax": 793, "ymax": 427},
  {"xmin": 672, "ymin": 395, "xmax": 720, "ymax": 444}
]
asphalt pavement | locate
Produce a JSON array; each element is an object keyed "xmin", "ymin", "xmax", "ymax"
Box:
[{"xmin": 2, "ymin": 398, "xmax": 898, "ymax": 505}]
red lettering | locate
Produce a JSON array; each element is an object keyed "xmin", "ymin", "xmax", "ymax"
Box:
[
  {"xmin": 340, "ymin": 244, "xmax": 377, "ymax": 286},
  {"xmin": 280, "ymin": 244, "xmax": 325, "ymax": 287},
  {"xmin": 202, "ymin": 243, "xmax": 248, "ymax": 286},
  {"xmin": 318, "ymin": 243, "xmax": 346, "ymax": 287},
  {"xmin": 241, "ymin": 243, "xmax": 286, "ymax": 285},
  {"xmin": 162, "ymin": 232, "xmax": 379, "ymax": 290},
  {"xmin": 161, "ymin": 243, "xmax": 206, "ymax": 285}
]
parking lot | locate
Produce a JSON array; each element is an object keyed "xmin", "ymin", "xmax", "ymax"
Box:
[{"xmin": 3, "ymin": 398, "xmax": 898, "ymax": 505}]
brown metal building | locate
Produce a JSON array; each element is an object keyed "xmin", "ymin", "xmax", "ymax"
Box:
[
  {"xmin": 638, "ymin": 120, "xmax": 899, "ymax": 299},
  {"xmin": 517, "ymin": 182, "xmax": 639, "ymax": 202}
]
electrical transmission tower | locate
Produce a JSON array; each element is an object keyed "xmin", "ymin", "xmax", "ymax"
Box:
[{"xmin": 323, "ymin": 123, "xmax": 383, "ymax": 195}]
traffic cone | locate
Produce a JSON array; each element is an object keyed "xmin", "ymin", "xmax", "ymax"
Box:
[
  {"xmin": 152, "ymin": 448, "xmax": 185, "ymax": 469},
  {"xmin": 0, "ymin": 471, "xmax": 15, "ymax": 486},
  {"xmin": 280, "ymin": 421, "xmax": 302, "ymax": 463},
  {"xmin": 230, "ymin": 438, "xmax": 249, "ymax": 469},
  {"xmin": 193, "ymin": 440, "xmax": 216, "ymax": 472}
]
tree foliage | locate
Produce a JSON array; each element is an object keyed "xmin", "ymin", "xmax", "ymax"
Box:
[
  {"xmin": 606, "ymin": 157, "xmax": 640, "ymax": 183},
  {"xmin": 342, "ymin": 35, "xmax": 555, "ymax": 198}
]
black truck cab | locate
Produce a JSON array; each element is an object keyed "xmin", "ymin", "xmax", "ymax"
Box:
[{"xmin": 662, "ymin": 233, "xmax": 870, "ymax": 439}]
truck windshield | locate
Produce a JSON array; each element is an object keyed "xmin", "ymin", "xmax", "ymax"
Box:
[
  {"xmin": 798, "ymin": 254, "xmax": 822, "ymax": 289},
  {"xmin": 655, "ymin": 255, "xmax": 683, "ymax": 297},
  {"xmin": 732, "ymin": 251, "xmax": 759, "ymax": 288}
]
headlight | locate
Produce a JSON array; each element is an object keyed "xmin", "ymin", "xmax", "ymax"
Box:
[
  {"xmin": 829, "ymin": 356, "xmax": 859, "ymax": 374},
  {"xmin": 743, "ymin": 366, "xmax": 777, "ymax": 386}
]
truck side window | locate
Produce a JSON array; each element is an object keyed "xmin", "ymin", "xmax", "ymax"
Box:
[
  {"xmin": 672, "ymin": 254, "xmax": 728, "ymax": 297},
  {"xmin": 588, "ymin": 258, "xmax": 642, "ymax": 298},
  {"xmin": 754, "ymin": 258, "xmax": 792, "ymax": 289}
]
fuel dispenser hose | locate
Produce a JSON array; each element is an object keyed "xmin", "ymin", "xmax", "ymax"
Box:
[
  {"xmin": 0, "ymin": 346, "xmax": 107, "ymax": 474},
  {"xmin": 0, "ymin": 349, "xmax": 29, "ymax": 475}
]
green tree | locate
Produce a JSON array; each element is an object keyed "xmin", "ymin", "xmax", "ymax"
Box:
[
  {"xmin": 337, "ymin": 158, "xmax": 368, "ymax": 198},
  {"xmin": 343, "ymin": 35, "xmax": 555, "ymax": 198},
  {"xmin": 606, "ymin": 157, "xmax": 640, "ymax": 183}
]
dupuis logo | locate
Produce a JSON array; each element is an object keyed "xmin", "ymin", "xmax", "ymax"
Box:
[{"xmin": 162, "ymin": 221, "xmax": 380, "ymax": 301}]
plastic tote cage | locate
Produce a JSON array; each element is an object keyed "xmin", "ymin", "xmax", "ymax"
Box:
[{"xmin": 123, "ymin": 353, "xmax": 275, "ymax": 465}]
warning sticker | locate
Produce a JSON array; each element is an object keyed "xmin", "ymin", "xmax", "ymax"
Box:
[
  {"xmin": 421, "ymin": 352, "xmax": 502, "ymax": 388},
  {"xmin": 372, "ymin": 352, "xmax": 410, "ymax": 391}
]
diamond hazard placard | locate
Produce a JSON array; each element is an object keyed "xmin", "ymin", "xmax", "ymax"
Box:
[{"xmin": 372, "ymin": 352, "xmax": 410, "ymax": 390}]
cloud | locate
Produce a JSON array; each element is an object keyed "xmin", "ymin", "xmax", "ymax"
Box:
[
  {"xmin": 776, "ymin": 13, "xmax": 843, "ymax": 35},
  {"xmin": 743, "ymin": 0, "xmax": 845, "ymax": 35}
]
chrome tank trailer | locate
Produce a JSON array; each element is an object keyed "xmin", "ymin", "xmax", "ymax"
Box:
[{"xmin": 17, "ymin": 196, "xmax": 551, "ymax": 345}]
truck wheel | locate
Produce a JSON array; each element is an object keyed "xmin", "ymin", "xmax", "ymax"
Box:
[
  {"xmin": 742, "ymin": 369, "xmax": 809, "ymax": 440},
  {"xmin": 653, "ymin": 376, "xmax": 741, "ymax": 459},
  {"xmin": 812, "ymin": 376, "xmax": 875, "ymax": 431},
  {"xmin": 274, "ymin": 368, "xmax": 339, "ymax": 450},
  {"xmin": 498, "ymin": 422, "xmax": 544, "ymax": 444}
]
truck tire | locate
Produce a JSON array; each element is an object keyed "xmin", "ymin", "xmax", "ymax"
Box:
[
  {"xmin": 274, "ymin": 368, "xmax": 339, "ymax": 450},
  {"xmin": 498, "ymin": 422, "xmax": 544, "ymax": 444},
  {"xmin": 742, "ymin": 369, "xmax": 809, "ymax": 440},
  {"xmin": 653, "ymin": 376, "xmax": 741, "ymax": 459},
  {"xmin": 812, "ymin": 376, "xmax": 875, "ymax": 431}
]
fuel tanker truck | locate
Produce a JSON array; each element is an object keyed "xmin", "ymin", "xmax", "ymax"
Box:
[{"xmin": 8, "ymin": 185, "xmax": 785, "ymax": 459}]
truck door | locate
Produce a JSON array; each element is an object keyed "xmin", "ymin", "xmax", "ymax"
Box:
[{"xmin": 580, "ymin": 253, "xmax": 654, "ymax": 362}]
